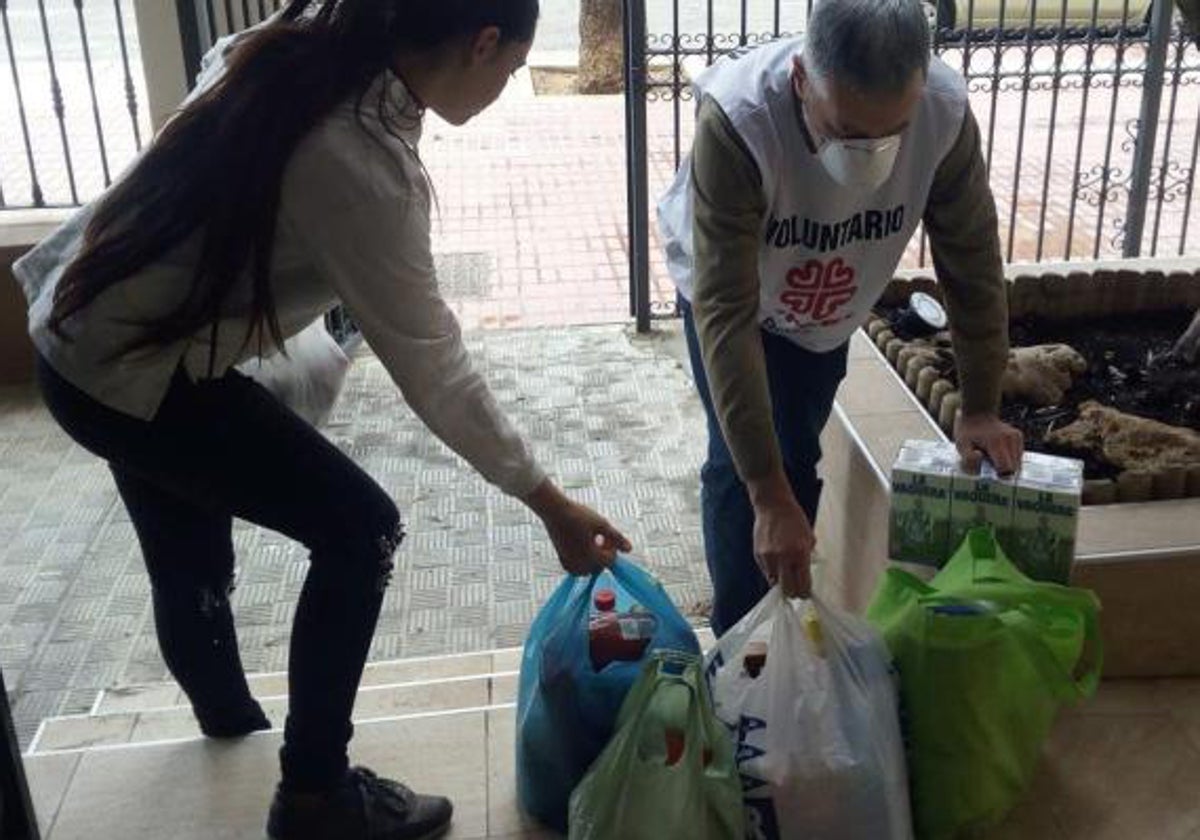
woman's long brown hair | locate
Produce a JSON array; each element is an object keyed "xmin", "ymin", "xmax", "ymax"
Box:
[{"xmin": 49, "ymin": 0, "xmax": 537, "ymax": 357}]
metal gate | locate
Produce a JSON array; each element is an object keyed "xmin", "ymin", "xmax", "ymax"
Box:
[
  {"xmin": 0, "ymin": 0, "xmax": 148, "ymax": 210},
  {"xmin": 624, "ymin": 0, "xmax": 1200, "ymax": 328},
  {"xmin": 174, "ymin": 0, "xmax": 360, "ymax": 345},
  {"xmin": 175, "ymin": 0, "xmax": 284, "ymax": 84}
]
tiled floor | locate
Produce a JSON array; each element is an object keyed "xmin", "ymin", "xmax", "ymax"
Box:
[
  {"xmin": 21, "ymin": 675, "xmax": 1200, "ymax": 840},
  {"xmin": 0, "ymin": 325, "xmax": 712, "ymax": 750}
]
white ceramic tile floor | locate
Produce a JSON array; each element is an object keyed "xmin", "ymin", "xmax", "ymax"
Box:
[{"xmin": 24, "ymin": 678, "xmax": 1200, "ymax": 839}]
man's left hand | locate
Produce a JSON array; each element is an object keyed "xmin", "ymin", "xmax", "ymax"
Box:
[{"xmin": 954, "ymin": 412, "xmax": 1024, "ymax": 476}]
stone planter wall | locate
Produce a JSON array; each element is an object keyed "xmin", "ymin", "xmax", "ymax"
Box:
[
  {"xmin": 816, "ymin": 331, "xmax": 1200, "ymax": 677},
  {"xmin": 866, "ymin": 269, "xmax": 1200, "ymax": 505}
]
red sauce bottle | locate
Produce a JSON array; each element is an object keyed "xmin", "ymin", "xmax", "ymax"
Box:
[{"xmin": 589, "ymin": 588, "xmax": 656, "ymax": 670}]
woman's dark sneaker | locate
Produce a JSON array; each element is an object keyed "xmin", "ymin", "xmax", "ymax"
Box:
[{"xmin": 267, "ymin": 766, "xmax": 453, "ymax": 840}]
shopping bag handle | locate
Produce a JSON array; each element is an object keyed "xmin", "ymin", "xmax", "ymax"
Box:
[
  {"xmin": 998, "ymin": 603, "xmax": 1102, "ymax": 701},
  {"xmin": 774, "ymin": 590, "xmax": 830, "ymax": 656},
  {"xmin": 619, "ymin": 652, "xmax": 726, "ymax": 775},
  {"xmin": 652, "ymin": 648, "xmax": 704, "ymax": 677},
  {"xmin": 963, "ymin": 526, "xmax": 1027, "ymax": 584},
  {"xmin": 917, "ymin": 582, "xmax": 1103, "ymax": 702}
]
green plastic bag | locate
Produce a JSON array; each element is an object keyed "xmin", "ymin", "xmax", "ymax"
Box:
[
  {"xmin": 568, "ymin": 651, "xmax": 744, "ymax": 840},
  {"xmin": 867, "ymin": 526, "xmax": 1102, "ymax": 840}
]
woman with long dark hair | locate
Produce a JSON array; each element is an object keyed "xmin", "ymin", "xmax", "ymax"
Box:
[{"xmin": 13, "ymin": 2, "xmax": 628, "ymax": 837}]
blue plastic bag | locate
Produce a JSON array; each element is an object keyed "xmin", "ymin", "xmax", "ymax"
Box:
[{"xmin": 516, "ymin": 556, "xmax": 701, "ymax": 831}]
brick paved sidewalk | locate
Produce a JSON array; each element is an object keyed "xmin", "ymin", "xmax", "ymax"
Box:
[
  {"xmin": 6, "ymin": 51, "xmax": 1197, "ymax": 329},
  {"xmin": 423, "ymin": 81, "xmax": 1199, "ymax": 333}
]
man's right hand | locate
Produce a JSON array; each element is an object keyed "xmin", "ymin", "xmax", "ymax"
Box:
[{"xmin": 748, "ymin": 471, "xmax": 815, "ymax": 599}]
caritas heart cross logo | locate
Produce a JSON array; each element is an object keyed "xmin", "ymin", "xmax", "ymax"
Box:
[{"xmin": 778, "ymin": 258, "xmax": 858, "ymax": 325}]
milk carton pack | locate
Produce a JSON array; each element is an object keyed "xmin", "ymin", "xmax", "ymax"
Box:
[
  {"xmin": 948, "ymin": 460, "xmax": 1017, "ymax": 557},
  {"xmin": 1004, "ymin": 452, "xmax": 1084, "ymax": 584},
  {"xmin": 890, "ymin": 441, "xmax": 1083, "ymax": 578},
  {"xmin": 889, "ymin": 442, "xmax": 956, "ymax": 566}
]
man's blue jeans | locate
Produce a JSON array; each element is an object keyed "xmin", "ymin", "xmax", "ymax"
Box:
[{"xmin": 681, "ymin": 298, "xmax": 849, "ymax": 636}]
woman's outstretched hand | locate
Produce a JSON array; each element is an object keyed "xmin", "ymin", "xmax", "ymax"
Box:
[{"xmin": 524, "ymin": 479, "xmax": 632, "ymax": 576}]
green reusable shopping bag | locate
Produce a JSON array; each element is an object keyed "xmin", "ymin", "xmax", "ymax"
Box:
[
  {"xmin": 567, "ymin": 651, "xmax": 744, "ymax": 840},
  {"xmin": 867, "ymin": 526, "xmax": 1102, "ymax": 840}
]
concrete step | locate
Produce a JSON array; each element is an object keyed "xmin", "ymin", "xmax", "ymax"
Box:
[
  {"xmin": 25, "ymin": 704, "xmax": 551, "ymax": 840},
  {"xmin": 92, "ymin": 647, "xmax": 523, "ymax": 716},
  {"xmin": 30, "ymin": 670, "xmax": 518, "ymax": 755},
  {"xmin": 22, "ymin": 678, "xmax": 1200, "ymax": 840},
  {"xmin": 31, "ymin": 629, "xmax": 718, "ymax": 756},
  {"xmin": 92, "ymin": 627, "xmax": 716, "ymax": 717}
]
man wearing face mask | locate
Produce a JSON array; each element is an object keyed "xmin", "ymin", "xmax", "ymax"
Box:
[{"xmin": 657, "ymin": 0, "xmax": 1023, "ymax": 634}]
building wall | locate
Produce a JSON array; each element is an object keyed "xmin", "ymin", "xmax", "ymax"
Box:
[{"xmin": 1, "ymin": 245, "xmax": 35, "ymax": 386}]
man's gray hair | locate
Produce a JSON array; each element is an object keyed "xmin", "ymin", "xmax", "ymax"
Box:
[{"xmin": 805, "ymin": 0, "xmax": 932, "ymax": 96}]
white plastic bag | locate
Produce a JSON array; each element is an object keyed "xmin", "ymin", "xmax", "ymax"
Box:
[
  {"xmin": 239, "ymin": 320, "xmax": 350, "ymax": 427},
  {"xmin": 704, "ymin": 590, "xmax": 912, "ymax": 840}
]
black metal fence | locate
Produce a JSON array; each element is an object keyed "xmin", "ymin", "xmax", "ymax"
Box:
[
  {"xmin": 176, "ymin": 0, "xmax": 284, "ymax": 86},
  {"xmin": 0, "ymin": 1, "xmax": 287, "ymax": 212},
  {"xmin": 172, "ymin": 0, "xmax": 362, "ymax": 345},
  {"xmin": 174, "ymin": 0, "xmax": 362, "ymax": 346},
  {"xmin": 0, "ymin": 0, "xmax": 147, "ymax": 210},
  {"xmin": 1, "ymin": 1, "xmax": 357, "ymax": 344},
  {"xmin": 624, "ymin": 0, "xmax": 1200, "ymax": 323}
]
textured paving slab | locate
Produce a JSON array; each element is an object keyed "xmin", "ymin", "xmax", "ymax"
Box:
[{"xmin": 0, "ymin": 324, "xmax": 710, "ymax": 749}]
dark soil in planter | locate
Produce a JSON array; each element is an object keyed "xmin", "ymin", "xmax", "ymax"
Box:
[
  {"xmin": 875, "ymin": 307, "xmax": 1200, "ymax": 480},
  {"xmin": 1001, "ymin": 311, "xmax": 1200, "ymax": 479}
]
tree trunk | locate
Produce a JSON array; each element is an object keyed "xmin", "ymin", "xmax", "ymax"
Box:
[{"xmin": 578, "ymin": 0, "xmax": 624, "ymax": 94}]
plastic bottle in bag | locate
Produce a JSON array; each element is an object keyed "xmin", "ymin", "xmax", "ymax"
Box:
[
  {"xmin": 637, "ymin": 676, "xmax": 714, "ymax": 767},
  {"xmin": 589, "ymin": 589, "xmax": 657, "ymax": 670},
  {"xmin": 743, "ymin": 641, "xmax": 768, "ymax": 678}
]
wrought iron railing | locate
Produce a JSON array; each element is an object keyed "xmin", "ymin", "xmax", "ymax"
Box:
[
  {"xmin": 172, "ymin": 0, "xmax": 361, "ymax": 346},
  {"xmin": 0, "ymin": 1, "xmax": 358, "ymax": 346},
  {"xmin": 175, "ymin": 0, "xmax": 283, "ymax": 86},
  {"xmin": 624, "ymin": 0, "xmax": 1199, "ymax": 323},
  {"xmin": 0, "ymin": 0, "xmax": 148, "ymax": 210},
  {"xmin": 5, "ymin": 0, "xmax": 1197, "ymax": 336},
  {"xmin": 0, "ymin": 1, "xmax": 288, "ymax": 212}
]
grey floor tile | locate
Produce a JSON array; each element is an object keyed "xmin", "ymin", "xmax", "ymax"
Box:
[{"xmin": 1, "ymin": 327, "xmax": 714, "ymax": 751}]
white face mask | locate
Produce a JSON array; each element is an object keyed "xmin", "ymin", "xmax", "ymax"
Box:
[{"xmin": 803, "ymin": 102, "xmax": 902, "ymax": 192}]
